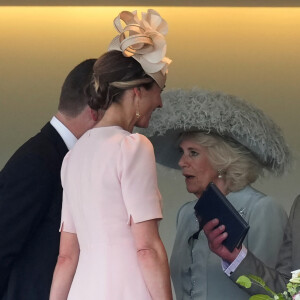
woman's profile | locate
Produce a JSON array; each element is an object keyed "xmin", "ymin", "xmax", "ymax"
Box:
[{"xmin": 50, "ymin": 9, "xmax": 172, "ymax": 300}]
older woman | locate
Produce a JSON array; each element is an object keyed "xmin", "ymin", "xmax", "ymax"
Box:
[{"xmin": 140, "ymin": 88, "xmax": 291, "ymax": 299}]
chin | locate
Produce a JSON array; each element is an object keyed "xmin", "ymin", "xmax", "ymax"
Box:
[
  {"xmin": 136, "ymin": 119, "xmax": 150, "ymax": 128},
  {"xmin": 186, "ymin": 186, "xmax": 195, "ymax": 195},
  {"xmin": 135, "ymin": 124, "xmax": 148, "ymax": 129},
  {"xmin": 186, "ymin": 186, "xmax": 202, "ymax": 198}
]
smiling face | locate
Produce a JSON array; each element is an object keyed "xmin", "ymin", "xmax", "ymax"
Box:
[
  {"xmin": 135, "ymin": 83, "xmax": 163, "ymax": 128},
  {"xmin": 178, "ymin": 138, "xmax": 219, "ymax": 198}
]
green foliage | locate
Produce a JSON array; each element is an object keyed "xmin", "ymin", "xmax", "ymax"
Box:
[
  {"xmin": 249, "ymin": 294, "xmax": 273, "ymax": 300},
  {"xmin": 287, "ymin": 282, "xmax": 297, "ymax": 296},
  {"xmin": 287, "ymin": 281, "xmax": 300, "ymax": 296},
  {"xmin": 236, "ymin": 274, "xmax": 276, "ymax": 297},
  {"xmin": 247, "ymin": 275, "xmax": 267, "ymax": 287},
  {"xmin": 236, "ymin": 274, "xmax": 300, "ymax": 300},
  {"xmin": 236, "ymin": 276, "xmax": 252, "ymax": 288}
]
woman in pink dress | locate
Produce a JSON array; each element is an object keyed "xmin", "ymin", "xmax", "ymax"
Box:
[{"xmin": 49, "ymin": 9, "xmax": 172, "ymax": 300}]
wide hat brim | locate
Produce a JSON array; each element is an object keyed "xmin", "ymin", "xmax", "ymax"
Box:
[
  {"xmin": 137, "ymin": 88, "xmax": 291, "ymax": 175},
  {"xmin": 148, "ymin": 130, "xmax": 182, "ymax": 170}
]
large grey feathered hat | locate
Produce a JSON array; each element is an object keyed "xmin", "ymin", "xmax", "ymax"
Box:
[{"xmin": 138, "ymin": 88, "xmax": 291, "ymax": 175}]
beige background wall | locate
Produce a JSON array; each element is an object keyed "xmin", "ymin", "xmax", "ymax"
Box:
[{"xmin": 0, "ymin": 6, "xmax": 299, "ymax": 255}]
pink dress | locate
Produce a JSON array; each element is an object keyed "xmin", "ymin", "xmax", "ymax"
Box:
[{"xmin": 60, "ymin": 126, "xmax": 163, "ymax": 299}]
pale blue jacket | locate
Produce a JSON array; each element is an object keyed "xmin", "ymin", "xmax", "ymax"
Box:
[{"xmin": 170, "ymin": 185, "xmax": 288, "ymax": 300}]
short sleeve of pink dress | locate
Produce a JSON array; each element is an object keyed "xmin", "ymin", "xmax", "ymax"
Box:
[{"xmin": 119, "ymin": 133, "xmax": 163, "ymax": 223}]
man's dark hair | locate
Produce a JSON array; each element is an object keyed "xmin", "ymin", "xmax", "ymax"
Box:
[{"xmin": 58, "ymin": 58, "xmax": 96, "ymax": 117}]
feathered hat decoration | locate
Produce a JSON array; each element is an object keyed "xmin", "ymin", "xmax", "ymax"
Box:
[
  {"xmin": 138, "ymin": 88, "xmax": 291, "ymax": 175},
  {"xmin": 108, "ymin": 9, "xmax": 172, "ymax": 89}
]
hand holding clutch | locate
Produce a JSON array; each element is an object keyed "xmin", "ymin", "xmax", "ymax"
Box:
[{"xmin": 194, "ymin": 182, "xmax": 249, "ymax": 252}]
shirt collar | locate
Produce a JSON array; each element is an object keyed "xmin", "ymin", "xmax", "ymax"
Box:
[{"xmin": 50, "ymin": 116, "xmax": 77, "ymax": 150}]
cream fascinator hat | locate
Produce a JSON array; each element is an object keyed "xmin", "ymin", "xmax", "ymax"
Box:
[
  {"xmin": 138, "ymin": 88, "xmax": 291, "ymax": 175},
  {"xmin": 108, "ymin": 9, "xmax": 172, "ymax": 89}
]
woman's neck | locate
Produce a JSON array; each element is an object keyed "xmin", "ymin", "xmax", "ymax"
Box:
[{"xmin": 94, "ymin": 103, "xmax": 136, "ymax": 133}]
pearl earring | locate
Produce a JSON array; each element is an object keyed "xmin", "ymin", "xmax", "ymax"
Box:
[{"xmin": 217, "ymin": 169, "xmax": 223, "ymax": 179}]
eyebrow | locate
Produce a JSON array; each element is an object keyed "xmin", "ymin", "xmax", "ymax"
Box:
[{"xmin": 179, "ymin": 146, "xmax": 199, "ymax": 151}]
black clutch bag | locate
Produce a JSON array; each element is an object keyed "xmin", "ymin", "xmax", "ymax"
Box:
[{"xmin": 194, "ymin": 182, "xmax": 250, "ymax": 252}]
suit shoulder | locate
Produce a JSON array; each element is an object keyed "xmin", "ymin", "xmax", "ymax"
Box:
[{"xmin": 1, "ymin": 126, "xmax": 66, "ymax": 175}]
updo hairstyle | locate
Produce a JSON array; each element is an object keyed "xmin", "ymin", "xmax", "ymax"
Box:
[
  {"xmin": 89, "ymin": 50, "xmax": 155, "ymax": 110},
  {"xmin": 181, "ymin": 132, "xmax": 263, "ymax": 192}
]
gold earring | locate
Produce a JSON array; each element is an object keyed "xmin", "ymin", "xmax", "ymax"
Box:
[{"xmin": 136, "ymin": 99, "xmax": 140, "ymax": 119}]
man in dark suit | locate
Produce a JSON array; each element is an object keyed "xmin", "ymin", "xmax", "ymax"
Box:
[
  {"xmin": 204, "ymin": 195, "xmax": 300, "ymax": 295},
  {"xmin": 0, "ymin": 58, "xmax": 101, "ymax": 300}
]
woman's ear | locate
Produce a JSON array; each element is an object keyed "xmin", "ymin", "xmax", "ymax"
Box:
[{"xmin": 133, "ymin": 87, "xmax": 142, "ymax": 98}]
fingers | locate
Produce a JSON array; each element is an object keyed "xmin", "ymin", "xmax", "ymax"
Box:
[
  {"xmin": 203, "ymin": 219, "xmax": 226, "ymax": 240},
  {"xmin": 203, "ymin": 219, "xmax": 227, "ymax": 251},
  {"xmin": 203, "ymin": 219, "xmax": 242, "ymax": 263},
  {"xmin": 203, "ymin": 219, "xmax": 228, "ymax": 247},
  {"xmin": 203, "ymin": 219, "xmax": 229, "ymax": 257},
  {"xmin": 203, "ymin": 218, "xmax": 219, "ymax": 232},
  {"xmin": 209, "ymin": 227, "xmax": 228, "ymax": 248}
]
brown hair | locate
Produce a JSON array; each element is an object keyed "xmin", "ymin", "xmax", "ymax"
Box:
[{"xmin": 89, "ymin": 50, "xmax": 155, "ymax": 110}]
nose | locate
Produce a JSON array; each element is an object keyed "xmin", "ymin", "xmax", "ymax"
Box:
[
  {"xmin": 178, "ymin": 153, "xmax": 187, "ymax": 168},
  {"xmin": 157, "ymin": 96, "xmax": 163, "ymax": 108}
]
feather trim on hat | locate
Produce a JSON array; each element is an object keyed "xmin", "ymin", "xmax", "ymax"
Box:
[{"xmin": 138, "ymin": 88, "xmax": 291, "ymax": 175}]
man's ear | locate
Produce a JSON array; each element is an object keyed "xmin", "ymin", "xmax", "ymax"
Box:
[{"xmin": 90, "ymin": 108, "xmax": 99, "ymax": 121}]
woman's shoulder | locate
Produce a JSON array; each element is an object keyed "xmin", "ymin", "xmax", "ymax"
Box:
[
  {"xmin": 228, "ymin": 185, "xmax": 273, "ymax": 206},
  {"xmin": 229, "ymin": 185, "xmax": 286, "ymax": 219},
  {"xmin": 120, "ymin": 132, "xmax": 153, "ymax": 152},
  {"xmin": 177, "ymin": 200, "xmax": 197, "ymax": 220},
  {"xmin": 97, "ymin": 128, "xmax": 152, "ymax": 150},
  {"xmin": 175, "ymin": 199, "xmax": 199, "ymax": 230},
  {"xmin": 127, "ymin": 132, "xmax": 152, "ymax": 142}
]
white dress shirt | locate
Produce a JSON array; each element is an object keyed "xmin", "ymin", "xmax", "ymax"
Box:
[
  {"xmin": 222, "ymin": 244, "xmax": 248, "ymax": 276},
  {"xmin": 50, "ymin": 116, "xmax": 77, "ymax": 150}
]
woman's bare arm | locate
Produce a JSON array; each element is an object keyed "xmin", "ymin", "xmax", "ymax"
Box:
[
  {"xmin": 49, "ymin": 230, "xmax": 80, "ymax": 300},
  {"xmin": 130, "ymin": 217, "xmax": 173, "ymax": 300}
]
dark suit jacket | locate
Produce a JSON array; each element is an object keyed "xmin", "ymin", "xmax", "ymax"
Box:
[
  {"xmin": 231, "ymin": 195, "xmax": 300, "ymax": 294},
  {"xmin": 0, "ymin": 123, "xmax": 68, "ymax": 300}
]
